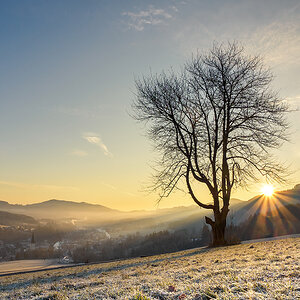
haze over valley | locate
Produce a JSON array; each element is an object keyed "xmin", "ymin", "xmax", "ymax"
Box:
[{"xmin": 0, "ymin": 185, "xmax": 299, "ymax": 264}]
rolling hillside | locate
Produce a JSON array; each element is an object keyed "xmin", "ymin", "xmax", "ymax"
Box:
[{"xmin": 0, "ymin": 236, "xmax": 299, "ymax": 299}]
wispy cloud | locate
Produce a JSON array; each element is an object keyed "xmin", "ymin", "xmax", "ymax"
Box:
[
  {"xmin": 56, "ymin": 106, "xmax": 98, "ymax": 119},
  {"xmin": 285, "ymin": 95, "xmax": 300, "ymax": 108},
  {"xmin": 100, "ymin": 182, "xmax": 116, "ymax": 190},
  {"xmin": 122, "ymin": 6, "xmax": 173, "ymax": 31},
  {"xmin": 123, "ymin": 191, "xmax": 137, "ymax": 197},
  {"xmin": 0, "ymin": 180, "xmax": 79, "ymax": 191},
  {"xmin": 286, "ymin": 95, "xmax": 300, "ymax": 101},
  {"xmin": 171, "ymin": 2, "xmax": 300, "ymax": 66},
  {"xmin": 100, "ymin": 182, "xmax": 136, "ymax": 197},
  {"xmin": 83, "ymin": 133, "xmax": 113, "ymax": 158},
  {"xmin": 70, "ymin": 150, "xmax": 88, "ymax": 157},
  {"xmin": 248, "ymin": 18, "xmax": 300, "ymax": 66}
]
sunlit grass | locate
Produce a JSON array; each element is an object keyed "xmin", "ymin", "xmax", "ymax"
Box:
[{"xmin": 0, "ymin": 237, "xmax": 299, "ymax": 299}]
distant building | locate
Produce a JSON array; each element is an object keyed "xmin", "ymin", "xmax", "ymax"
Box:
[
  {"xmin": 30, "ymin": 232, "xmax": 35, "ymax": 250},
  {"xmin": 53, "ymin": 241, "xmax": 62, "ymax": 250}
]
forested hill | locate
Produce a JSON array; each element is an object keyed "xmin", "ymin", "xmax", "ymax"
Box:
[{"xmin": 0, "ymin": 211, "xmax": 37, "ymax": 226}]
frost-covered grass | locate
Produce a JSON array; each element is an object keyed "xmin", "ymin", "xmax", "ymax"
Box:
[{"xmin": 0, "ymin": 237, "xmax": 299, "ymax": 299}]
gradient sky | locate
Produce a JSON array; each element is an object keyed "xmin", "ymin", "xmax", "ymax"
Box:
[{"xmin": 0, "ymin": 0, "xmax": 299, "ymax": 210}]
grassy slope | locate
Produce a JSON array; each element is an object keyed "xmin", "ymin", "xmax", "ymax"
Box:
[{"xmin": 0, "ymin": 238, "xmax": 299, "ymax": 299}]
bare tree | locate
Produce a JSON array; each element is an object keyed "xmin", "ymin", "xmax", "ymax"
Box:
[{"xmin": 133, "ymin": 43, "xmax": 289, "ymax": 246}]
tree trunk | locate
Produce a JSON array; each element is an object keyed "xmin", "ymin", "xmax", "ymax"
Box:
[{"xmin": 205, "ymin": 210, "xmax": 228, "ymax": 247}]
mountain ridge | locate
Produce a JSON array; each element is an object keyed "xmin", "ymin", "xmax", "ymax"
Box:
[{"xmin": 0, "ymin": 184, "xmax": 298, "ymax": 223}]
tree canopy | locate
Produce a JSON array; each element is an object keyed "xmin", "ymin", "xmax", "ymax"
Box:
[{"xmin": 133, "ymin": 43, "xmax": 289, "ymax": 246}]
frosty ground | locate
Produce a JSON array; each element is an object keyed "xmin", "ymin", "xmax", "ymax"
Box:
[
  {"xmin": 0, "ymin": 237, "xmax": 299, "ymax": 299},
  {"xmin": 0, "ymin": 259, "xmax": 72, "ymax": 276}
]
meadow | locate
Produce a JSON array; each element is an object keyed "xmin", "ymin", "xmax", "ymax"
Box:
[{"xmin": 0, "ymin": 237, "xmax": 299, "ymax": 299}]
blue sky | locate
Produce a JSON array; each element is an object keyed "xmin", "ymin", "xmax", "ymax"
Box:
[{"xmin": 0, "ymin": 0, "xmax": 299, "ymax": 210}]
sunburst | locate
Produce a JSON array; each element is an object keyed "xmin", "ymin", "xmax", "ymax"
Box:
[{"xmin": 261, "ymin": 184, "xmax": 274, "ymax": 196}]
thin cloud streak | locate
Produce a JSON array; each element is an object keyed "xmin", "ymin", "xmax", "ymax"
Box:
[
  {"xmin": 0, "ymin": 180, "xmax": 79, "ymax": 191},
  {"xmin": 56, "ymin": 105, "xmax": 100, "ymax": 119},
  {"xmin": 122, "ymin": 6, "xmax": 173, "ymax": 31},
  {"xmin": 100, "ymin": 182, "xmax": 136, "ymax": 197},
  {"xmin": 286, "ymin": 95, "xmax": 300, "ymax": 104},
  {"xmin": 100, "ymin": 182, "xmax": 117, "ymax": 190},
  {"xmin": 248, "ymin": 19, "xmax": 300, "ymax": 66},
  {"xmin": 83, "ymin": 133, "xmax": 113, "ymax": 158},
  {"xmin": 171, "ymin": 2, "xmax": 300, "ymax": 68},
  {"xmin": 70, "ymin": 150, "xmax": 88, "ymax": 157}
]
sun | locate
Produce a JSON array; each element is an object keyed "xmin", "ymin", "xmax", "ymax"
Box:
[{"xmin": 261, "ymin": 184, "xmax": 274, "ymax": 196}]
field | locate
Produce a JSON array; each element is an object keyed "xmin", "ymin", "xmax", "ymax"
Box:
[
  {"xmin": 0, "ymin": 237, "xmax": 299, "ymax": 299},
  {"xmin": 0, "ymin": 259, "xmax": 72, "ymax": 276}
]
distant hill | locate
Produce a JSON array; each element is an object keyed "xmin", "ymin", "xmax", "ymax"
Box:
[
  {"xmin": 0, "ymin": 211, "xmax": 37, "ymax": 226},
  {"xmin": 0, "ymin": 199, "xmax": 120, "ymax": 220},
  {"xmin": 28, "ymin": 199, "xmax": 117, "ymax": 213}
]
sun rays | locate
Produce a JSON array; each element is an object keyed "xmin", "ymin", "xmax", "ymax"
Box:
[{"xmin": 244, "ymin": 186, "xmax": 298, "ymax": 239}]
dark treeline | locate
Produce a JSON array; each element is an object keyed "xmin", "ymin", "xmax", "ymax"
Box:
[
  {"xmin": 72, "ymin": 229, "xmax": 208, "ymax": 263},
  {"xmin": 15, "ymin": 246, "xmax": 62, "ymax": 260},
  {"xmin": 0, "ymin": 222, "xmax": 74, "ymax": 243}
]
